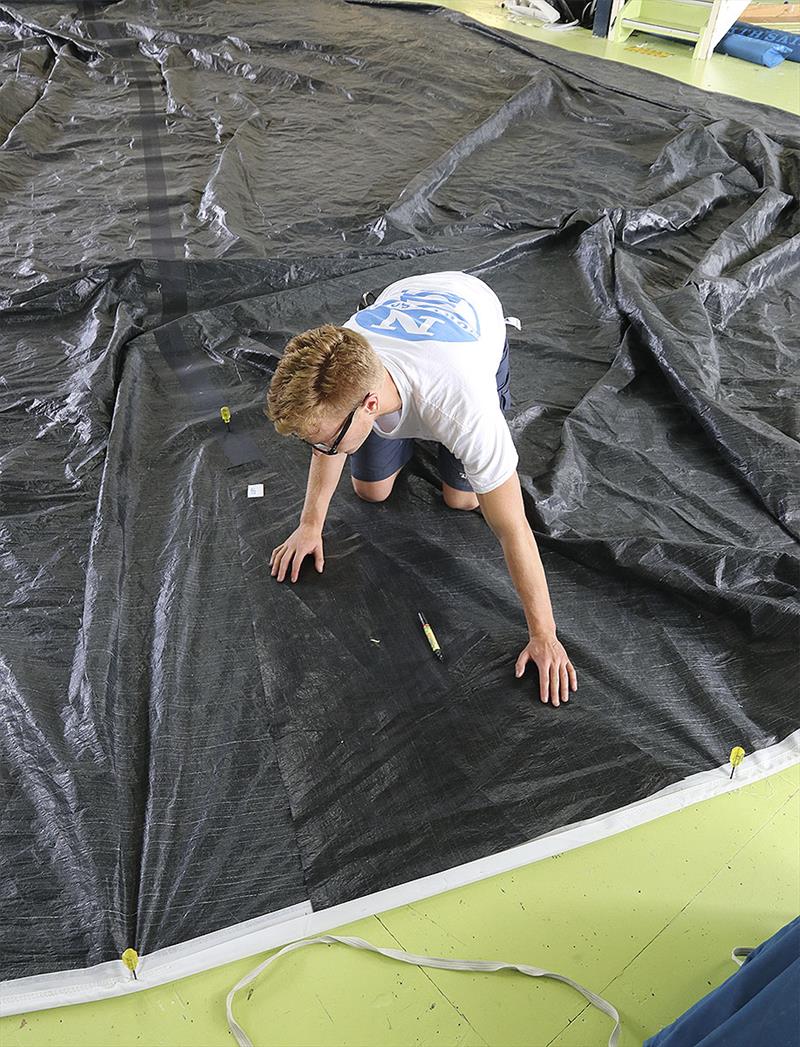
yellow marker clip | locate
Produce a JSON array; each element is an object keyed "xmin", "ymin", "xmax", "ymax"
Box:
[
  {"xmin": 220, "ymin": 406, "xmax": 231, "ymax": 428},
  {"xmin": 729, "ymin": 746, "xmax": 745, "ymax": 780},
  {"xmin": 121, "ymin": 947, "xmax": 139, "ymax": 981}
]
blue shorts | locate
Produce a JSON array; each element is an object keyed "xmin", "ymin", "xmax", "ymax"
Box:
[{"xmin": 349, "ymin": 338, "xmax": 511, "ymax": 493}]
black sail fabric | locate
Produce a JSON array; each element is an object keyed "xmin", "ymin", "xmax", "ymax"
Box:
[{"xmin": 1, "ymin": 0, "xmax": 798, "ymax": 984}]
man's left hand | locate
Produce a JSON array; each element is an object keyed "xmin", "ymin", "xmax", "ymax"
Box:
[{"xmin": 515, "ymin": 633, "xmax": 577, "ymax": 708}]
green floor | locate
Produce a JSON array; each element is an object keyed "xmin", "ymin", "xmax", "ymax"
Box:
[
  {"xmin": 429, "ymin": 0, "xmax": 800, "ymax": 114},
  {"xmin": 3, "ymin": 9, "xmax": 799, "ymax": 1047},
  {"xmin": 3, "ymin": 766, "xmax": 798, "ymax": 1047}
]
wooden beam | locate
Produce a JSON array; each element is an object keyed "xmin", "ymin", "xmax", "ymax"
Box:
[{"xmin": 742, "ymin": 2, "xmax": 800, "ymax": 22}]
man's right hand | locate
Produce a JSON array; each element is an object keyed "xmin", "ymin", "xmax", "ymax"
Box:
[{"xmin": 270, "ymin": 524, "xmax": 325, "ymax": 583}]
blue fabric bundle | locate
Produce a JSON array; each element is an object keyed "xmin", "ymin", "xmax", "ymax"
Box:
[
  {"xmin": 724, "ymin": 21, "xmax": 800, "ymax": 61},
  {"xmin": 716, "ymin": 34, "xmax": 791, "ymax": 67},
  {"xmin": 645, "ymin": 917, "xmax": 800, "ymax": 1047}
]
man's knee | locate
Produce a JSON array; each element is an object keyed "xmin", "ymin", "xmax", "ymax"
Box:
[
  {"xmin": 442, "ymin": 484, "xmax": 479, "ymax": 511},
  {"xmin": 352, "ymin": 476, "xmax": 395, "ymax": 503}
]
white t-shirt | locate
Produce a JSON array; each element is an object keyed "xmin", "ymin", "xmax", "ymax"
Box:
[{"xmin": 342, "ymin": 271, "xmax": 518, "ymax": 495}]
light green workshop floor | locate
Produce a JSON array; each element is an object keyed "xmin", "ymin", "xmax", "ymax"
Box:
[
  {"xmin": 426, "ymin": 0, "xmax": 800, "ymax": 114},
  {"xmin": 3, "ymin": 765, "xmax": 798, "ymax": 1047},
  {"xmin": 3, "ymin": 11, "xmax": 799, "ymax": 1047}
]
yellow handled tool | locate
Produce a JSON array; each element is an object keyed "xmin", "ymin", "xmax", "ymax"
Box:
[
  {"xmin": 418, "ymin": 611, "xmax": 443, "ymax": 662},
  {"xmin": 121, "ymin": 947, "xmax": 139, "ymax": 981},
  {"xmin": 729, "ymin": 746, "xmax": 745, "ymax": 780}
]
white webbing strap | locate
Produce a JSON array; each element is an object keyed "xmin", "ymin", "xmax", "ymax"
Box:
[
  {"xmin": 732, "ymin": 946, "xmax": 754, "ymax": 967},
  {"xmin": 226, "ymin": 933, "xmax": 621, "ymax": 1047}
]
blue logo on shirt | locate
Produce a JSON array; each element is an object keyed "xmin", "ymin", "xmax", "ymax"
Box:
[{"xmin": 355, "ymin": 289, "xmax": 480, "ymax": 342}]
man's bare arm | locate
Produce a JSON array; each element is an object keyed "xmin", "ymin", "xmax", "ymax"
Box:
[
  {"xmin": 477, "ymin": 472, "xmax": 577, "ymax": 706},
  {"xmin": 300, "ymin": 450, "xmax": 348, "ymax": 530},
  {"xmin": 271, "ymin": 451, "xmax": 347, "ymax": 582}
]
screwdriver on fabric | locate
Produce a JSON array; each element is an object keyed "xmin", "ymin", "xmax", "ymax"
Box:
[
  {"xmin": 121, "ymin": 947, "xmax": 139, "ymax": 981},
  {"xmin": 220, "ymin": 405, "xmax": 232, "ymax": 433},
  {"xmin": 418, "ymin": 611, "xmax": 443, "ymax": 662},
  {"xmin": 729, "ymin": 746, "xmax": 745, "ymax": 780}
]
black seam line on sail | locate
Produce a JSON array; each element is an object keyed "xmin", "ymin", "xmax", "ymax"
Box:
[{"xmin": 77, "ymin": 0, "xmax": 263, "ymax": 469}]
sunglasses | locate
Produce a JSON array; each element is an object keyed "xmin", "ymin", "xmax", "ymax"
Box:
[{"xmin": 303, "ymin": 393, "xmax": 371, "ymax": 455}]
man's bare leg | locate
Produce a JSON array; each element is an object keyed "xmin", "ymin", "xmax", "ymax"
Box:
[
  {"xmin": 352, "ymin": 468, "xmax": 403, "ymax": 503},
  {"xmin": 442, "ymin": 482, "xmax": 479, "ymax": 511}
]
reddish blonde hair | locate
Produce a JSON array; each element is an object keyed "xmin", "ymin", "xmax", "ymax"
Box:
[{"xmin": 266, "ymin": 325, "xmax": 382, "ymax": 436}]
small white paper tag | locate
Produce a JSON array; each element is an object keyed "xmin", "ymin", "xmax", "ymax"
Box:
[
  {"xmin": 504, "ymin": 315, "xmax": 522, "ymax": 330},
  {"xmin": 247, "ymin": 484, "xmax": 264, "ymax": 498}
]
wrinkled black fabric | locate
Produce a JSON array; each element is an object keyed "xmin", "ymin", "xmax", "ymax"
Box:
[{"xmin": 1, "ymin": 0, "xmax": 798, "ymax": 982}]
